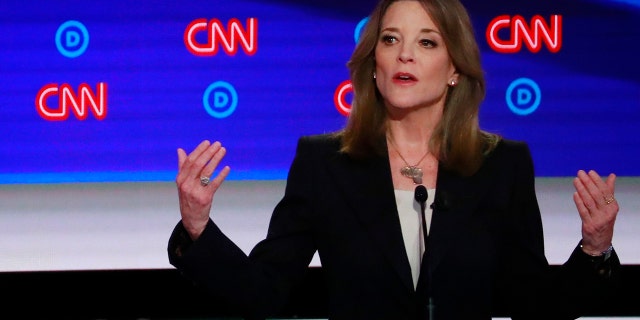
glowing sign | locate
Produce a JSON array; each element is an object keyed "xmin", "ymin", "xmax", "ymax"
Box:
[
  {"xmin": 184, "ymin": 18, "xmax": 258, "ymax": 56},
  {"xmin": 487, "ymin": 15, "xmax": 562, "ymax": 53},
  {"xmin": 35, "ymin": 83, "xmax": 108, "ymax": 121}
]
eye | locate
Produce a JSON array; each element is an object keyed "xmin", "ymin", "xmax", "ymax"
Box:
[
  {"xmin": 420, "ymin": 39, "xmax": 437, "ymax": 48},
  {"xmin": 381, "ymin": 34, "xmax": 398, "ymax": 45}
]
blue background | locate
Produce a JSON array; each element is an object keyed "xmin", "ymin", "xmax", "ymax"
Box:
[{"xmin": 1, "ymin": 0, "xmax": 639, "ymax": 183}]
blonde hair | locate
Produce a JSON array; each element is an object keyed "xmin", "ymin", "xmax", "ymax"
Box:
[{"xmin": 337, "ymin": 0, "xmax": 500, "ymax": 176}]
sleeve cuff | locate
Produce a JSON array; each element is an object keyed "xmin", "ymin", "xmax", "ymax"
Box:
[{"xmin": 570, "ymin": 241, "xmax": 620, "ymax": 279}]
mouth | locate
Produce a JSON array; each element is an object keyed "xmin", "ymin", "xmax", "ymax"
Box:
[{"xmin": 393, "ymin": 72, "xmax": 417, "ymax": 82}]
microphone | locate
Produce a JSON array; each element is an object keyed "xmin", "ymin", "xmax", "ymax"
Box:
[
  {"xmin": 414, "ymin": 185, "xmax": 434, "ymax": 319},
  {"xmin": 414, "ymin": 184, "xmax": 428, "ymax": 204},
  {"xmin": 414, "ymin": 185, "xmax": 428, "ymax": 250}
]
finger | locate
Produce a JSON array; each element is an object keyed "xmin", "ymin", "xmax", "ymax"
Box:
[
  {"xmin": 588, "ymin": 169, "xmax": 609, "ymax": 194},
  {"xmin": 187, "ymin": 140, "xmax": 219, "ymax": 180},
  {"xmin": 602, "ymin": 173, "xmax": 619, "ymax": 212},
  {"xmin": 574, "ymin": 170, "xmax": 597, "ymax": 212},
  {"xmin": 177, "ymin": 148, "xmax": 187, "ymax": 169},
  {"xmin": 186, "ymin": 140, "xmax": 212, "ymax": 165},
  {"xmin": 579, "ymin": 170, "xmax": 606, "ymax": 208},
  {"xmin": 177, "ymin": 140, "xmax": 211, "ymax": 185},
  {"xmin": 195, "ymin": 141, "xmax": 223, "ymax": 177},
  {"xmin": 200, "ymin": 144, "xmax": 227, "ymax": 179},
  {"xmin": 572, "ymin": 190, "xmax": 591, "ymax": 223},
  {"xmin": 587, "ymin": 170, "xmax": 615, "ymax": 207},
  {"xmin": 182, "ymin": 140, "xmax": 212, "ymax": 176},
  {"xmin": 605, "ymin": 173, "xmax": 617, "ymax": 195},
  {"xmin": 209, "ymin": 165, "xmax": 231, "ymax": 191},
  {"xmin": 176, "ymin": 147, "xmax": 188, "ymax": 184}
]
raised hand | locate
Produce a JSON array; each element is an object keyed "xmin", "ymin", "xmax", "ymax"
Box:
[
  {"xmin": 572, "ymin": 169, "xmax": 618, "ymax": 255},
  {"xmin": 175, "ymin": 140, "xmax": 231, "ymax": 240}
]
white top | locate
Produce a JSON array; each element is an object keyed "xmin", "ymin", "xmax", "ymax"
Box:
[{"xmin": 394, "ymin": 188, "xmax": 436, "ymax": 289}]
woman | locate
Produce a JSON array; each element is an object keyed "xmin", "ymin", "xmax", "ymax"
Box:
[{"xmin": 168, "ymin": 0, "xmax": 620, "ymax": 319}]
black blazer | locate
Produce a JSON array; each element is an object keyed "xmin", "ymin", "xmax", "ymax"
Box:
[{"xmin": 168, "ymin": 134, "xmax": 620, "ymax": 320}]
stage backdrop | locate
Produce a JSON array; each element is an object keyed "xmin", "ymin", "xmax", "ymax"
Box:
[
  {"xmin": 1, "ymin": 0, "xmax": 638, "ymax": 184},
  {"xmin": 1, "ymin": 0, "xmax": 639, "ymax": 274}
]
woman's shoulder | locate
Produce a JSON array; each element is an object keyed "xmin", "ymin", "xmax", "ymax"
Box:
[
  {"xmin": 489, "ymin": 137, "xmax": 534, "ymax": 163},
  {"xmin": 297, "ymin": 132, "xmax": 342, "ymax": 150},
  {"xmin": 496, "ymin": 137, "xmax": 529, "ymax": 151},
  {"xmin": 291, "ymin": 132, "xmax": 345, "ymax": 165}
]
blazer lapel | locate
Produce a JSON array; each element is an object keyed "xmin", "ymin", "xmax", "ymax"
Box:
[
  {"xmin": 425, "ymin": 163, "xmax": 491, "ymax": 278},
  {"xmin": 326, "ymin": 151, "xmax": 415, "ymax": 292}
]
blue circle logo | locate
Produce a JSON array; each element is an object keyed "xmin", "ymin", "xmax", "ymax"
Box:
[
  {"xmin": 55, "ymin": 20, "xmax": 89, "ymax": 58},
  {"xmin": 203, "ymin": 81, "xmax": 238, "ymax": 119},
  {"xmin": 506, "ymin": 78, "xmax": 541, "ymax": 116},
  {"xmin": 354, "ymin": 17, "xmax": 369, "ymax": 44}
]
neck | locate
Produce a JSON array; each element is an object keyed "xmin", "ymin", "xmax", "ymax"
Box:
[
  {"xmin": 387, "ymin": 135, "xmax": 430, "ymax": 165},
  {"xmin": 386, "ymin": 115, "xmax": 435, "ymax": 145},
  {"xmin": 386, "ymin": 128, "xmax": 432, "ymax": 155},
  {"xmin": 386, "ymin": 101, "xmax": 443, "ymax": 137}
]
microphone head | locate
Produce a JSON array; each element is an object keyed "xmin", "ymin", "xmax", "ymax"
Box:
[{"xmin": 414, "ymin": 185, "xmax": 428, "ymax": 203}]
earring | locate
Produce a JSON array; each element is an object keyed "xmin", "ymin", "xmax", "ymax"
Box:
[
  {"xmin": 373, "ymin": 72, "xmax": 377, "ymax": 79},
  {"xmin": 449, "ymin": 79, "xmax": 457, "ymax": 86}
]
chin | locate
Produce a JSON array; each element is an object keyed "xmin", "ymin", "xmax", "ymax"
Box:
[{"xmin": 386, "ymin": 100, "xmax": 423, "ymax": 110}]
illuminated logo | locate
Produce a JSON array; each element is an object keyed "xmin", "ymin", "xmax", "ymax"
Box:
[
  {"xmin": 55, "ymin": 20, "xmax": 89, "ymax": 58},
  {"xmin": 486, "ymin": 15, "xmax": 562, "ymax": 53},
  {"xmin": 354, "ymin": 17, "xmax": 368, "ymax": 44},
  {"xmin": 334, "ymin": 80, "xmax": 353, "ymax": 117},
  {"xmin": 36, "ymin": 83, "xmax": 108, "ymax": 121},
  {"xmin": 203, "ymin": 81, "xmax": 238, "ymax": 119},
  {"xmin": 506, "ymin": 78, "xmax": 541, "ymax": 116},
  {"xmin": 185, "ymin": 18, "xmax": 257, "ymax": 56}
]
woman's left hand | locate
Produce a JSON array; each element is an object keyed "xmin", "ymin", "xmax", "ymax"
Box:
[{"xmin": 572, "ymin": 169, "xmax": 619, "ymax": 255}]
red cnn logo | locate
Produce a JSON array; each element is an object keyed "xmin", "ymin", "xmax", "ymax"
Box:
[
  {"xmin": 35, "ymin": 83, "xmax": 108, "ymax": 121},
  {"xmin": 185, "ymin": 18, "xmax": 258, "ymax": 56},
  {"xmin": 334, "ymin": 80, "xmax": 353, "ymax": 117},
  {"xmin": 486, "ymin": 15, "xmax": 562, "ymax": 53}
]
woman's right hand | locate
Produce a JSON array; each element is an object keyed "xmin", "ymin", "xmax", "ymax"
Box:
[
  {"xmin": 176, "ymin": 140, "xmax": 231, "ymax": 241},
  {"xmin": 572, "ymin": 169, "xmax": 618, "ymax": 255}
]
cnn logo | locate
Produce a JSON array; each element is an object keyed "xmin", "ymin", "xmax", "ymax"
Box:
[
  {"xmin": 486, "ymin": 15, "xmax": 562, "ymax": 53},
  {"xmin": 35, "ymin": 83, "xmax": 107, "ymax": 121},
  {"xmin": 185, "ymin": 18, "xmax": 257, "ymax": 56}
]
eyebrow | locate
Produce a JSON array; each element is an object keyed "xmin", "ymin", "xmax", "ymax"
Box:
[{"xmin": 381, "ymin": 27, "xmax": 442, "ymax": 36}]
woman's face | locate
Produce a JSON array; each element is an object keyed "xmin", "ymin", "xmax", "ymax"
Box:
[{"xmin": 374, "ymin": 0, "xmax": 458, "ymax": 112}]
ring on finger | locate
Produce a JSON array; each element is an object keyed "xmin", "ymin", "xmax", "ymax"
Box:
[
  {"xmin": 604, "ymin": 194, "xmax": 615, "ymax": 205},
  {"xmin": 200, "ymin": 175, "xmax": 211, "ymax": 187}
]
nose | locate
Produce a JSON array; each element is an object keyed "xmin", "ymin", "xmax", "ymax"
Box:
[{"xmin": 398, "ymin": 44, "xmax": 415, "ymax": 63}]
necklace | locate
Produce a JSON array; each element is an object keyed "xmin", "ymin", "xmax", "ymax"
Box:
[{"xmin": 387, "ymin": 138, "xmax": 429, "ymax": 185}]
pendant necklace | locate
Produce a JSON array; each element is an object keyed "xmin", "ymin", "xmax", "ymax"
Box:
[{"xmin": 387, "ymin": 138, "xmax": 430, "ymax": 185}]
